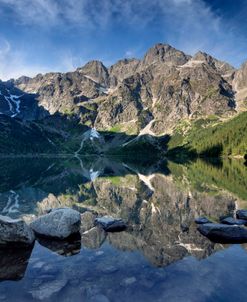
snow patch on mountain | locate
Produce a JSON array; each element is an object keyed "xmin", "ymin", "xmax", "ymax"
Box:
[{"xmin": 1, "ymin": 89, "xmax": 23, "ymax": 117}]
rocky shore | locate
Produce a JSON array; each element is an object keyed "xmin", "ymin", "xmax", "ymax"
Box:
[{"xmin": 0, "ymin": 207, "xmax": 127, "ymax": 248}]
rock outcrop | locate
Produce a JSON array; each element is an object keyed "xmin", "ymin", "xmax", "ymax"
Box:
[
  {"xmin": 30, "ymin": 208, "xmax": 81, "ymax": 239},
  {"xmin": 0, "ymin": 215, "xmax": 35, "ymax": 246}
]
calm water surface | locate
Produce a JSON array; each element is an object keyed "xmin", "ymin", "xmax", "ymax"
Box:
[{"xmin": 0, "ymin": 156, "xmax": 247, "ymax": 302}]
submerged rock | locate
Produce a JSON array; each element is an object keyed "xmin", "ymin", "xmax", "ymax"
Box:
[
  {"xmin": 236, "ymin": 210, "xmax": 247, "ymax": 220},
  {"xmin": 29, "ymin": 278, "xmax": 67, "ymax": 300},
  {"xmin": 0, "ymin": 215, "xmax": 35, "ymax": 246},
  {"xmin": 195, "ymin": 217, "xmax": 212, "ymax": 224},
  {"xmin": 88, "ymin": 294, "xmax": 110, "ymax": 302},
  {"xmin": 198, "ymin": 223, "xmax": 247, "ymax": 243},
  {"xmin": 220, "ymin": 217, "xmax": 247, "ymax": 226},
  {"xmin": 30, "ymin": 208, "xmax": 81, "ymax": 239},
  {"xmin": 37, "ymin": 235, "xmax": 81, "ymax": 257},
  {"xmin": 95, "ymin": 216, "xmax": 127, "ymax": 232},
  {"xmin": 0, "ymin": 246, "xmax": 33, "ymax": 281}
]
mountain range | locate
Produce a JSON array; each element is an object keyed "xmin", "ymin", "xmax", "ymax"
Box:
[{"xmin": 0, "ymin": 43, "xmax": 246, "ymax": 157}]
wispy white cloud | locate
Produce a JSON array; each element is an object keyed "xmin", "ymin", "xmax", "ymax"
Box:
[
  {"xmin": 0, "ymin": 0, "xmax": 246, "ymax": 80},
  {"xmin": 0, "ymin": 36, "xmax": 49, "ymax": 80}
]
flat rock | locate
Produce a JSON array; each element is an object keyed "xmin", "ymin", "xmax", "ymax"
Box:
[
  {"xmin": 194, "ymin": 217, "xmax": 212, "ymax": 224},
  {"xmin": 220, "ymin": 217, "xmax": 247, "ymax": 226},
  {"xmin": 95, "ymin": 216, "xmax": 127, "ymax": 232},
  {"xmin": 0, "ymin": 215, "xmax": 35, "ymax": 246},
  {"xmin": 30, "ymin": 208, "xmax": 81, "ymax": 239},
  {"xmin": 198, "ymin": 223, "xmax": 247, "ymax": 243},
  {"xmin": 236, "ymin": 209, "xmax": 247, "ymax": 220}
]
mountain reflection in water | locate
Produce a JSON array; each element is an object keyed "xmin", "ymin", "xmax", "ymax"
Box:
[{"xmin": 0, "ymin": 156, "xmax": 247, "ymax": 302}]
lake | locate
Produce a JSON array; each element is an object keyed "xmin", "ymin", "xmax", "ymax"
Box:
[{"xmin": 0, "ymin": 156, "xmax": 247, "ymax": 302}]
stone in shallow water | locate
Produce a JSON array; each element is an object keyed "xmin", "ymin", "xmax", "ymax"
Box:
[
  {"xmin": 100, "ymin": 265, "xmax": 118, "ymax": 274},
  {"xmin": 95, "ymin": 216, "xmax": 127, "ymax": 232},
  {"xmin": 0, "ymin": 215, "xmax": 35, "ymax": 246},
  {"xmin": 30, "ymin": 208, "xmax": 81, "ymax": 239},
  {"xmin": 221, "ymin": 217, "xmax": 247, "ymax": 226},
  {"xmin": 121, "ymin": 277, "xmax": 137, "ymax": 286},
  {"xmin": 194, "ymin": 217, "xmax": 212, "ymax": 224},
  {"xmin": 81, "ymin": 227, "xmax": 106, "ymax": 249},
  {"xmin": 198, "ymin": 223, "xmax": 247, "ymax": 243},
  {"xmin": 89, "ymin": 294, "xmax": 110, "ymax": 302},
  {"xmin": 236, "ymin": 210, "xmax": 247, "ymax": 220}
]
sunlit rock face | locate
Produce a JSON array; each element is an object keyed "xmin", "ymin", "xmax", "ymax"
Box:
[{"xmin": 1, "ymin": 43, "xmax": 240, "ymax": 137}]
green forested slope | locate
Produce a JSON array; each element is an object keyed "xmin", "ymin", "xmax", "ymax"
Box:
[{"xmin": 168, "ymin": 112, "xmax": 247, "ymax": 157}]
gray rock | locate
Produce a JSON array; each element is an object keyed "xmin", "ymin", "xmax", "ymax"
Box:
[
  {"xmin": 100, "ymin": 265, "xmax": 118, "ymax": 274},
  {"xmin": 95, "ymin": 216, "xmax": 127, "ymax": 232},
  {"xmin": 121, "ymin": 277, "xmax": 137, "ymax": 286},
  {"xmin": 221, "ymin": 217, "xmax": 247, "ymax": 226},
  {"xmin": 0, "ymin": 215, "xmax": 35, "ymax": 246},
  {"xmin": 81, "ymin": 227, "xmax": 106, "ymax": 249},
  {"xmin": 198, "ymin": 223, "xmax": 247, "ymax": 243},
  {"xmin": 81, "ymin": 211, "xmax": 97, "ymax": 233},
  {"xmin": 30, "ymin": 208, "xmax": 81, "ymax": 239},
  {"xmin": 236, "ymin": 209, "xmax": 247, "ymax": 220},
  {"xmin": 195, "ymin": 217, "xmax": 212, "ymax": 224}
]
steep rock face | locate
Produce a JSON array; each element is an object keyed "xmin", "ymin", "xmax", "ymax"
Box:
[
  {"xmin": 14, "ymin": 71, "xmax": 105, "ymax": 114},
  {"xmin": 233, "ymin": 61, "xmax": 247, "ymax": 110},
  {"xmin": 1, "ymin": 42, "xmax": 244, "ymax": 138},
  {"xmin": 0, "ymin": 80, "xmax": 47, "ymax": 120},
  {"xmin": 95, "ymin": 47, "xmax": 235, "ymax": 134},
  {"xmin": 235, "ymin": 61, "xmax": 247, "ymax": 89},
  {"xmin": 141, "ymin": 43, "xmax": 191, "ymax": 68},
  {"xmin": 94, "ymin": 72, "xmax": 153, "ymax": 131},
  {"xmin": 77, "ymin": 60, "xmax": 109, "ymax": 87},
  {"xmin": 108, "ymin": 58, "xmax": 140, "ymax": 87}
]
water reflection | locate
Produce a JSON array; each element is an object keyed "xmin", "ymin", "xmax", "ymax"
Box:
[{"xmin": 0, "ymin": 156, "xmax": 246, "ymax": 301}]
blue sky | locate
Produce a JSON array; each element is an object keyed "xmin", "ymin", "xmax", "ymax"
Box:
[{"xmin": 0, "ymin": 0, "xmax": 247, "ymax": 80}]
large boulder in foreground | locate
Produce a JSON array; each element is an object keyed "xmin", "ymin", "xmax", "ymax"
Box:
[
  {"xmin": 198, "ymin": 223, "xmax": 247, "ymax": 243},
  {"xmin": 30, "ymin": 208, "xmax": 81, "ymax": 239},
  {"xmin": 95, "ymin": 216, "xmax": 127, "ymax": 232},
  {"xmin": 0, "ymin": 215, "xmax": 35, "ymax": 246}
]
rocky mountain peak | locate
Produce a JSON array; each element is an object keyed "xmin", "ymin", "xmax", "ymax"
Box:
[
  {"xmin": 142, "ymin": 43, "xmax": 190, "ymax": 67},
  {"xmin": 108, "ymin": 58, "xmax": 140, "ymax": 87},
  {"xmin": 192, "ymin": 51, "xmax": 235, "ymax": 76},
  {"xmin": 77, "ymin": 60, "xmax": 109, "ymax": 87}
]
